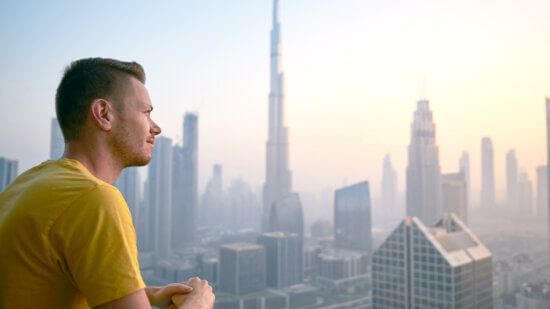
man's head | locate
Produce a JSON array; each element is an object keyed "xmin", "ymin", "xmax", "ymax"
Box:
[{"xmin": 56, "ymin": 57, "xmax": 161, "ymax": 167}]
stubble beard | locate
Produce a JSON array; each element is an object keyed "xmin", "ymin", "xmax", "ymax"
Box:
[{"xmin": 111, "ymin": 128, "xmax": 151, "ymax": 168}]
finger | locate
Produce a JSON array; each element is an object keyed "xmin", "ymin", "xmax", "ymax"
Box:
[
  {"xmin": 172, "ymin": 293, "xmax": 187, "ymax": 305},
  {"xmin": 161, "ymin": 283, "xmax": 194, "ymax": 296}
]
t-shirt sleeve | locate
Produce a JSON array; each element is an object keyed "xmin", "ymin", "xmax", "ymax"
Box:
[{"xmin": 49, "ymin": 185, "xmax": 146, "ymax": 307}]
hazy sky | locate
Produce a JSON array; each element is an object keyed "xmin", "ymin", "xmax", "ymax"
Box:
[{"xmin": 1, "ymin": 0, "xmax": 549, "ymax": 203}]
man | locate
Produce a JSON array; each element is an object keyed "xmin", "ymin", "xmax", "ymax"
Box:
[{"xmin": 0, "ymin": 58, "xmax": 214, "ymax": 308}]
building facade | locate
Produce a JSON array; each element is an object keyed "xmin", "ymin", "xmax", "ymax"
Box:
[
  {"xmin": 257, "ymin": 232, "xmax": 303, "ymax": 288},
  {"xmin": 0, "ymin": 157, "xmax": 18, "ymax": 192},
  {"xmin": 441, "ymin": 173, "xmax": 468, "ymax": 224},
  {"xmin": 481, "ymin": 137, "xmax": 496, "ymax": 209},
  {"xmin": 219, "ymin": 243, "xmax": 266, "ymax": 295},
  {"xmin": 334, "ymin": 181, "xmax": 372, "ymax": 252},
  {"xmin": 372, "ymin": 214, "xmax": 493, "ymax": 308}
]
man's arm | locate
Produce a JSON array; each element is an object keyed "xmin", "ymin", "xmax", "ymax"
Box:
[
  {"xmin": 93, "ymin": 289, "xmax": 149, "ymax": 309},
  {"xmin": 93, "ymin": 283, "xmax": 194, "ymax": 309}
]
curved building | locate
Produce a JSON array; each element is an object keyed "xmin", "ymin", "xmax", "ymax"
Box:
[{"xmin": 268, "ymin": 193, "xmax": 304, "ymax": 237}]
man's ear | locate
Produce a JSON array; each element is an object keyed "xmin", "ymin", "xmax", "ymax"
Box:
[{"xmin": 90, "ymin": 99, "xmax": 114, "ymax": 131}]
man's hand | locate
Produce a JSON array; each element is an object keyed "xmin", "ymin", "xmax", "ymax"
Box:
[
  {"xmin": 170, "ymin": 277, "xmax": 215, "ymax": 309},
  {"xmin": 145, "ymin": 283, "xmax": 193, "ymax": 309}
]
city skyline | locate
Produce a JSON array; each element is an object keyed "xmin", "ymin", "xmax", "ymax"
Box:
[{"xmin": 0, "ymin": 0, "xmax": 549, "ymax": 200}]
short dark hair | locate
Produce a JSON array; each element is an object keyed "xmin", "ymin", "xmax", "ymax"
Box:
[{"xmin": 55, "ymin": 57, "xmax": 146, "ymax": 141}]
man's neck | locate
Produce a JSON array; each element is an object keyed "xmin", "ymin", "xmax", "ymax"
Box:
[{"xmin": 63, "ymin": 140, "xmax": 123, "ymax": 184}]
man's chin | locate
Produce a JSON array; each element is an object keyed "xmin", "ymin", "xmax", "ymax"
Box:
[{"xmin": 126, "ymin": 156, "xmax": 152, "ymax": 167}]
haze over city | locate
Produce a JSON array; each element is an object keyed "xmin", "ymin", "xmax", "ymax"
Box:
[{"xmin": 1, "ymin": 0, "xmax": 549, "ymax": 199}]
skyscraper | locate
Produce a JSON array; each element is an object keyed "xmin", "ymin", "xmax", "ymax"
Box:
[
  {"xmin": 518, "ymin": 169, "xmax": 533, "ymax": 214},
  {"xmin": 50, "ymin": 117, "xmax": 64, "ymax": 160},
  {"xmin": 441, "ymin": 172, "xmax": 468, "ymax": 223},
  {"xmin": 536, "ymin": 166, "xmax": 548, "ymax": 217},
  {"xmin": 372, "ymin": 214, "xmax": 493, "ymax": 308},
  {"xmin": 172, "ymin": 113, "xmax": 198, "ymax": 246},
  {"xmin": 406, "ymin": 99, "xmax": 442, "ymax": 225},
  {"xmin": 481, "ymin": 137, "xmax": 496, "ymax": 209},
  {"xmin": 506, "ymin": 149, "xmax": 519, "ymax": 208},
  {"xmin": 459, "ymin": 151, "xmax": 471, "ymax": 208},
  {"xmin": 219, "ymin": 243, "xmax": 266, "ymax": 295},
  {"xmin": 0, "ymin": 157, "xmax": 18, "ymax": 191},
  {"xmin": 381, "ymin": 154, "xmax": 398, "ymax": 213},
  {"xmin": 257, "ymin": 232, "xmax": 303, "ymax": 288},
  {"xmin": 115, "ymin": 167, "xmax": 141, "ymax": 225},
  {"xmin": 268, "ymin": 192, "xmax": 304, "ymax": 237},
  {"xmin": 334, "ymin": 181, "xmax": 372, "ymax": 252},
  {"xmin": 200, "ymin": 164, "xmax": 223, "ymax": 227},
  {"xmin": 146, "ymin": 136, "xmax": 172, "ymax": 258},
  {"xmin": 263, "ymin": 0, "xmax": 293, "ymax": 232},
  {"xmin": 546, "ymin": 97, "xmax": 550, "ymax": 260}
]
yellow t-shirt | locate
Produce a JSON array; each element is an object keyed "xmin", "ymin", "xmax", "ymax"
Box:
[{"xmin": 0, "ymin": 159, "xmax": 145, "ymax": 308}]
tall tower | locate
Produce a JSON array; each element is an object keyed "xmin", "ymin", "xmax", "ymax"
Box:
[
  {"xmin": 506, "ymin": 149, "xmax": 519, "ymax": 208},
  {"xmin": 172, "ymin": 113, "xmax": 198, "ymax": 246},
  {"xmin": 546, "ymin": 97, "xmax": 550, "ymax": 260},
  {"xmin": 481, "ymin": 137, "xmax": 496, "ymax": 209},
  {"xmin": 381, "ymin": 154, "xmax": 398, "ymax": 213},
  {"xmin": 146, "ymin": 136, "xmax": 172, "ymax": 258},
  {"xmin": 459, "ymin": 151, "xmax": 471, "ymax": 208},
  {"xmin": 263, "ymin": 0, "xmax": 292, "ymax": 232},
  {"xmin": 406, "ymin": 99, "xmax": 442, "ymax": 225},
  {"xmin": 115, "ymin": 167, "xmax": 141, "ymax": 226}
]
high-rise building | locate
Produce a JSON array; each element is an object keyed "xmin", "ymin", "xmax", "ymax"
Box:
[
  {"xmin": 459, "ymin": 151, "xmax": 471, "ymax": 208},
  {"xmin": 381, "ymin": 154, "xmax": 398, "ymax": 212},
  {"xmin": 200, "ymin": 164, "xmax": 223, "ymax": 227},
  {"xmin": 219, "ymin": 243, "xmax": 266, "ymax": 295},
  {"xmin": 406, "ymin": 99, "xmax": 442, "ymax": 225},
  {"xmin": 334, "ymin": 181, "xmax": 372, "ymax": 252},
  {"xmin": 268, "ymin": 192, "xmax": 304, "ymax": 237},
  {"xmin": 372, "ymin": 214, "xmax": 493, "ymax": 308},
  {"xmin": 257, "ymin": 232, "xmax": 303, "ymax": 288},
  {"xmin": 145, "ymin": 136, "xmax": 172, "ymax": 258},
  {"xmin": 518, "ymin": 169, "xmax": 533, "ymax": 214},
  {"xmin": 50, "ymin": 117, "xmax": 64, "ymax": 160},
  {"xmin": 481, "ymin": 137, "xmax": 496, "ymax": 209},
  {"xmin": 172, "ymin": 113, "xmax": 198, "ymax": 246},
  {"xmin": 506, "ymin": 149, "xmax": 519, "ymax": 208},
  {"xmin": 263, "ymin": 0, "xmax": 293, "ymax": 232},
  {"xmin": 536, "ymin": 166, "xmax": 548, "ymax": 217},
  {"xmin": 115, "ymin": 167, "xmax": 141, "ymax": 225},
  {"xmin": 546, "ymin": 97, "xmax": 550, "ymax": 260},
  {"xmin": 0, "ymin": 157, "xmax": 18, "ymax": 191},
  {"xmin": 442, "ymin": 172, "xmax": 468, "ymax": 223}
]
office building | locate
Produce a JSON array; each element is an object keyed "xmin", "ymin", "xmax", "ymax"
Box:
[
  {"xmin": 481, "ymin": 137, "xmax": 496, "ymax": 208},
  {"xmin": 0, "ymin": 157, "xmax": 18, "ymax": 191},
  {"xmin": 334, "ymin": 181, "xmax": 372, "ymax": 252},
  {"xmin": 506, "ymin": 149, "xmax": 519, "ymax": 208},
  {"xmin": 441, "ymin": 173, "xmax": 468, "ymax": 224},
  {"xmin": 257, "ymin": 232, "xmax": 303, "ymax": 288},
  {"xmin": 219, "ymin": 243, "xmax": 266, "ymax": 295}
]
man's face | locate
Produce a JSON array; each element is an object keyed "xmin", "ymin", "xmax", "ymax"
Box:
[{"xmin": 110, "ymin": 76, "xmax": 161, "ymax": 167}]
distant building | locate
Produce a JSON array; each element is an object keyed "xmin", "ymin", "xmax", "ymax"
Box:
[
  {"xmin": 145, "ymin": 136, "xmax": 172, "ymax": 259},
  {"xmin": 219, "ymin": 243, "xmax": 266, "ymax": 295},
  {"xmin": 115, "ymin": 167, "xmax": 140, "ymax": 226},
  {"xmin": 268, "ymin": 192, "xmax": 304, "ymax": 237},
  {"xmin": 546, "ymin": 97, "xmax": 550, "ymax": 260},
  {"xmin": 381, "ymin": 154, "xmax": 398, "ymax": 213},
  {"xmin": 506, "ymin": 149, "xmax": 519, "ymax": 208},
  {"xmin": 226, "ymin": 178, "xmax": 261, "ymax": 231},
  {"xmin": 263, "ymin": 0, "xmax": 293, "ymax": 233},
  {"xmin": 334, "ymin": 181, "xmax": 372, "ymax": 252},
  {"xmin": 257, "ymin": 232, "xmax": 303, "ymax": 288},
  {"xmin": 536, "ymin": 166, "xmax": 548, "ymax": 217},
  {"xmin": 518, "ymin": 168, "xmax": 533, "ymax": 214},
  {"xmin": 0, "ymin": 157, "xmax": 18, "ymax": 191},
  {"xmin": 372, "ymin": 214, "xmax": 493, "ymax": 308},
  {"xmin": 310, "ymin": 220, "xmax": 332, "ymax": 238},
  {"xmin": 406, "ymin": 99, "xmax": 442, "ymax": 225},
  {"xmin": 515, "ymin": 281, "xmax": 550, "ymax": 309},
  {"xmin": 459, "ymin": 151, "xmax": 471, "ymax": 208},
  {"xmin": 50, "ymin": 117, "xmax": 64, "ymax": 160},
  {"xmin": 200, "ymin": 164, "xmax": 223, "ymax": 227},
  {"xmin": 172, "ymin": 113, "xmax": 198, "ymax": 246},
  {"xmin": 441, "ymin": 172, "xmax": 468, "ymax": 223},
  {"xmin": 481, "ymin": 137, "xmax": 496, "ymax": 208},
  {"xmin": 318, "ymin": 248, "xmax": 368, "ymax": 280}
]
